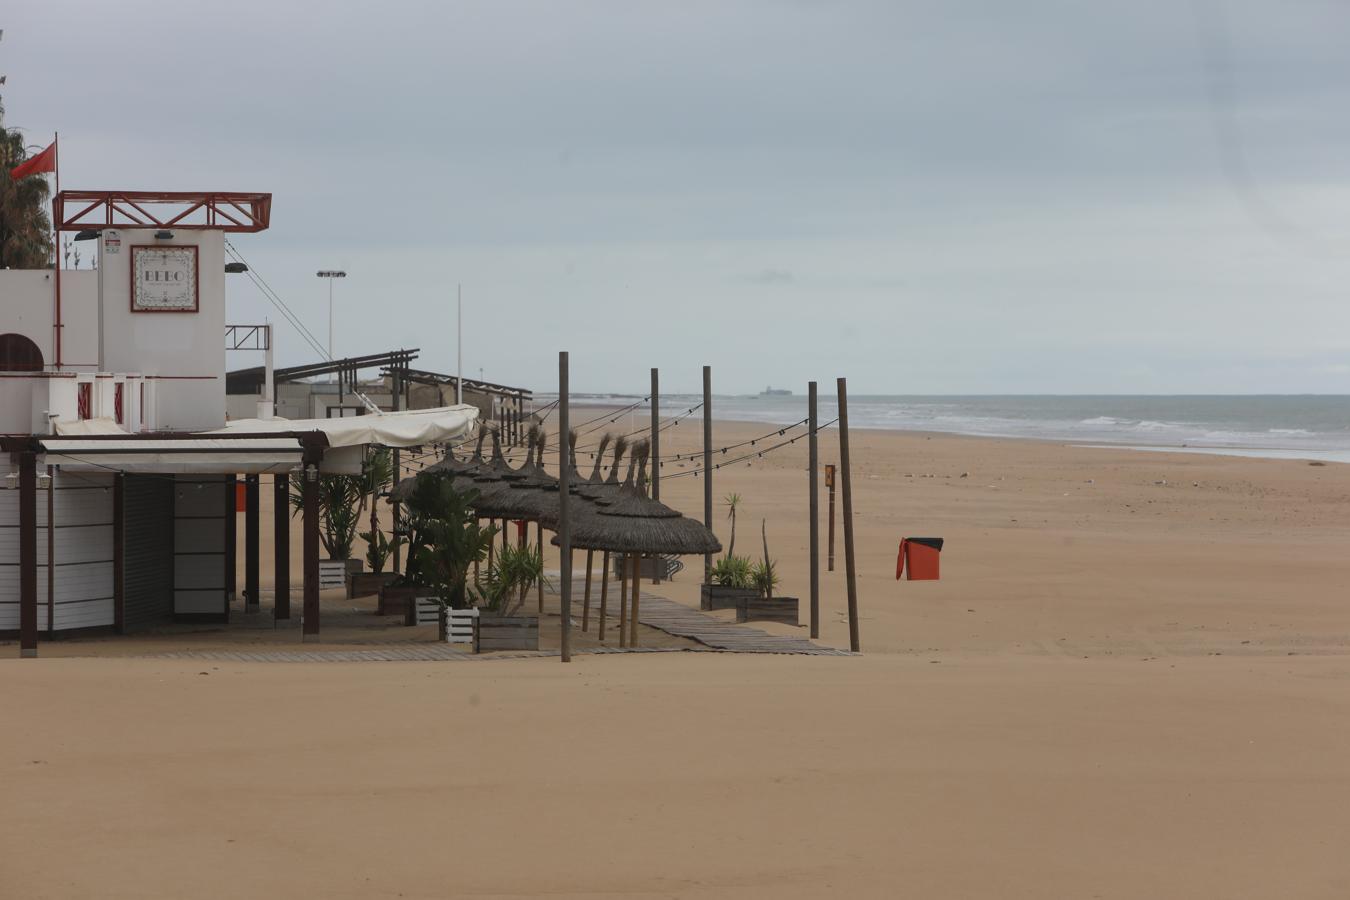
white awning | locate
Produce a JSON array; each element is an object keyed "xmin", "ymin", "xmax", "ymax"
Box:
[
  {"xmin": 208, "ymin": 404, "xmax": 479, "ymax": 449},
  {"xmin": 39, "ymin": 437, "xmax": 304, "ymax": 474},
  {"xmin": 53, "ymin": 417, "xmax": 127, "ymax": 436}
]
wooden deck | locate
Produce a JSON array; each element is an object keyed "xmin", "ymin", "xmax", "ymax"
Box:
[
  {"xmin": 619, "ymin": 586, "xmax": 852, "ymax": 656},
  {"xmin": 121, "ymin": 584, "xmax": 851, "ymax": 662}
]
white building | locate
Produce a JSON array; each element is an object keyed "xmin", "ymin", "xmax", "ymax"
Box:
[{"xmin": 0, "ymin": 190, "xmax": 475, "ymax": 655}]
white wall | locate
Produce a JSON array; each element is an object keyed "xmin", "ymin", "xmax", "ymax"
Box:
[{"xmin": 98, "ymin": 229, "xmax": 226, "ymax": 432}]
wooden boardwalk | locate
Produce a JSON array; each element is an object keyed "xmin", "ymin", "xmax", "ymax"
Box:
[
  {"xmin": 127, "ymin": 586, "xmax": 850, "ymax": 662},
  {"xmin": 621, "ymin": 587, "xmax": 853, "ymax": 656}
]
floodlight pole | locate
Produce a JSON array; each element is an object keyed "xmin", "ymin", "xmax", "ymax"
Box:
[{"xmin": 316, "ymin": 270, "xmax": 346, "ymax": 377}]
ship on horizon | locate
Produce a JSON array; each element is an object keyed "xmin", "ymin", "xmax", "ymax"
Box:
[{"xmin": 758, "ymin": 386, "xmax": 793, "ymax": 397}]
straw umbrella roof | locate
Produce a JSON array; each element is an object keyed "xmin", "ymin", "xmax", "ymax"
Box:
[
  {"xmin": 488, "ymin": 428, "xmax": 559, "ymax": 521},
  {"xmin": 388, "ymin": 426, "xmax": 488, "ymax": 503},
  {"xmin": 551, "ymin": 443, "xmax": 721, "ymax": 556}
]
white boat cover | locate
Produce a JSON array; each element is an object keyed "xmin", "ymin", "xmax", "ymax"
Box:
[{"xmin": 208, "ymin": 404, "xmax": 479, "ymax": 449}]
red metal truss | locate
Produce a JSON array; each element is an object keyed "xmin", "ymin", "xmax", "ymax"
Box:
[{"xmin": 54, "ymin": 191, "xmax": 272, "ymax": 233}]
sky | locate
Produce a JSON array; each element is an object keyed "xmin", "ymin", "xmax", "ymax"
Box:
[{"xmin": 2, "ymin": 1, "xmax": 1349, "ymax": 395}]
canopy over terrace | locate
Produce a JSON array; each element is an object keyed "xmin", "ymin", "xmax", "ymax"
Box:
[{"xmin": 3, "ymin": 407, "xmax": 479, "ymax": 657}]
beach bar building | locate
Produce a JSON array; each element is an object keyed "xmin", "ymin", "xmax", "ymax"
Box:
[{"xmin": 0, "ymin": 190, "xmax": 476, "ymax": 656}]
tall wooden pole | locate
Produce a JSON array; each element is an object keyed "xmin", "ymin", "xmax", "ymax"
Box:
[
  {"xmin": 808, "ymin": 381, "xmax": 820, "ymax": 639},
  {"xmin": 702, "ymin": 365, "xmax": 712, "ymax": 583},
  {"xmin": 391, "ymin": 367, "xmax": 402, "ymax": 577},
  {"xmin": 629, "ymin": 554, "xmax": 641, "ymax": 646},
  {"xmin": 18, "ymin": 449, "xmax": 38, "ymax": 658},
  {"xmin": 245, "ymin": 473, "xmax": 260, "ymax": 611},
  {"xmin": 598, "ymin": 551, "xmax": 610, "ymax": 641},
  {"xmin": 618, "ymin": 555, "xmax": 628, "ymax": 648},
  {"xmin": 558, "ymin": 351, "xmax": 572, "ymax": 663},
  {"xmin": 837, "ymin": 378, "xmax": 860, "ymax": 652},
  {"xmin": 302, "ymin": 456, "xmax": 321, "ymax": 637},
  {"xmin": 651, "ymin": 367, "xmax": 661, "ymax": 584},
  {"xmin": 650, "ymin": 368, "xmax": 660, "ymax": 502},
  {"xmin": 274, "ymin": 473, "xmax": 290, "ymax": 620},
  {"xmin": 582, "ymin": 549, "xmax": 593, "ymax": 631}
]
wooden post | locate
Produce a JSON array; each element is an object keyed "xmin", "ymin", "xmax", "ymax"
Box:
[
  {"xmin": 536, "ymin": 519, "xmax": 544, "ymax": 614},
  {"xmin": 391, "ymin": 368, "xmax": 402, "ymax": 577},
  {"xmin": 245, "ymin": 473, "xmax": 260, "ymax": 611},
  {"xmin": 808, "ymin": 381, "xmax": 820, "ymax": 639},
  {"xmin": 629, "ymin": 554, "xmax": 641, "ymax": 647},
  {"xmin": 650, "ymin": 368, "xmax": 660, "ymax": 502},
  {"xmin": 113, "ymin": 474, "xmax": 125, "ymax": 633},
  {"xmin": 274, "ymin": 473, "xmax": 291, "ymax": 620},
  {"xmin": 46, "ymin": 467, "xmax": 53, "ymax": 637},
  {"xmin": 826, "ymin": 464, "xmax": 836, "ymax": 572},
  {"xmin": 558, "ymin": 350, "xmax": 572, "ymax": 664},
  {"xmin": 651, "ymin": 367, "xmax": 661, "ymax": 585},
  {"xmin": 617, "ymin": 553, "xmax": 628, "ymax": 648},
  {"xmin": 582, "ymin": 549, "xmax": 593, "ymax": 631},
  {"xmin": 598, "ymin": 551, "xmax": 610, "ymax": 641},
  {"xmin": 302, "ymin": 455, "xmax": 321, "ymax": 637},
  {"xmin": 18, "ymin": 449, "xmax": 38, "ymax": 658},
  {"xmin": 837, "ymin": 378, "xmax": 860, "ymax": 653},
  {"xmin": 225, "ymin": 474, "xmax": 237, "ymax": 602},
  {"xmin": 702, "ymin": 365, "xmax": 712, "ymax": 583}
]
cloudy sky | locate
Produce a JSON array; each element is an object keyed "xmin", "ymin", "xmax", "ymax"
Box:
[{"xmin": 3, "ymin": 1, "xmax": 1349, "ymax": 394}]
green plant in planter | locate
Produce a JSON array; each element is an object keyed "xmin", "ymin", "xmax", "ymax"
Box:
[
  {"xmin": 755, "ymin": 519, "xmax": 780, "ymax": 598},
  {"xmin": 475, "ymin": 542, "xmax": 547, "ymax": 617},
  {"xmin": 724, "ymin": 492, "xmax": 742, "ymax": 558},
  {"xmin": 359, "ymin": 527, "xmax": 403, "ymax": 575},
  {"xmin": 290, "ymin": 473, "xmax": 363, "ymax": 560},
  {"xmin": 357, "ymin": 447, "xmax": 394, "ymax": 565},
  {"xmin": 403, "ymin": 472, "xmax": 495, "ymax": 610},
  {"xmin": 710, "ymin": 554, "xmax": 753, "ymax": 589}
]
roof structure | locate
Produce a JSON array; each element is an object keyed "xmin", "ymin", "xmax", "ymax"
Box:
[
  {"xmin": 226, "ymin": 349, "xmax": 419, "ymax": 394},
  {"xmin": 54, "ymin": 191, "xmax": 272, "ymax": 233}
]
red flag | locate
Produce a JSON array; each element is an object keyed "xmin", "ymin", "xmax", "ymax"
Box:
[{"xmin": 9, "ymin": 141, "xmax": 56, "ymax": 181}]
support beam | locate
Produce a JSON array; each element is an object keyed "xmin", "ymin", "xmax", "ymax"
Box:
[
  {"xmin": 808, "ymin": 381, "xmax": 820, "ymax": 639},
  {"xmin": 558, "ymin": 350, "xmax": 572, "ymax": 664},
  {"xmin": 651, "ymin": 367, "xmax": 661, "ymax": 586},
  {"xmin": 581, "ymin": 549, "xmax": 593, "ymax": 632},
  {"xmin": 838, "ymin": 377, "xmax": 860, "ymax": 653},
  {"xmin": 244, "ymin": 473, "xmax": 260, "ymax": 611},
  {"xmin": 274, "ymin": 473, "xmax": 290, "ymax": 620},
  {"xmin": 113, "ymin": 474, "xmax": 125, "ymax": 633},
  {"xmin": 225, "ymin": 475, "xmax": 237, "ymax": 602},
  {"xmin": 302, "ymin": 457, "xmax": 321, "ymax": 636},
  {"xmin": 18, "ymin": 449, "xmax": 38, "ymax": 658}
]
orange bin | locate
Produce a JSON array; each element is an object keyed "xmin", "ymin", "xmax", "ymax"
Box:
[{"xmin": 896, "ymin": 538, "xmax": 943, "ymax": 581}]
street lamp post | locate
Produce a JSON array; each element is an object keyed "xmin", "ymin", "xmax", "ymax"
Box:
[{"xmin": 316, "ymin": 270, "xmax": 346, "ymax": 367}]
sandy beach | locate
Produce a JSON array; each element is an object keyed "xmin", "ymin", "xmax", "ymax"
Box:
[{"xmin": 4, "ymin": 418, "xmax": 1350, "ymax": 898}]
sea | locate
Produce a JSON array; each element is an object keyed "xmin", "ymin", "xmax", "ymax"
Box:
[{"xmin": 563, "ymin": 394, "xmax": 1350, "ymax": 464}]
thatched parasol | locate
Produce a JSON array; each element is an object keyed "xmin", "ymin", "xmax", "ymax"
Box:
[
  {"xmin": 551, "ymin": 442, "xmax": 721, "ymax": 647},
  {"xmin": 389, "ymin": 424, "xmax": 488, "ymax": 503}
]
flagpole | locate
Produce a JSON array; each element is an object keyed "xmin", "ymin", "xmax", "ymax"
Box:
[
  {"xmin": 52, "ymin": 132, "xmax": 61, "ymax": 371},
  {"xmin": 456, "ymin": 284, "xmax": 463, "ymax": 406}
]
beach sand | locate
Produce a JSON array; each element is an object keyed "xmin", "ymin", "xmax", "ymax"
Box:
[{"xmin": 4, "ymin": 419, "xmax": 1350, "ymax": 898}]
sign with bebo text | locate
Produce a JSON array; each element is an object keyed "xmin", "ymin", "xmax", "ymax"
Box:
[{"xmin": 131, "ymin": 245, "xmax": 199, "ymax": 312}]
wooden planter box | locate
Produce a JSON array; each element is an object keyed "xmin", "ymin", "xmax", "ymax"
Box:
[
  {"xmin": 319, "ymin": 559, "xmax": 347, "ymax": 590},
  {"xmin": 349, "ymin": 571, "xmax": 397, "ymax": 600},
  {"xmin": 737, "ymin": 595, "xmax": 800, "ymax": 626},
  {"xmin": 379, "ymin": 584, "xmax": 432, "ymax": 619},
  {"xmin": 474, "ymin": 615, "xmax": 539, "ymax": 653},
  {"xmin": 700, "ymin": 584, "xmax": 759, "ymax": 612}
]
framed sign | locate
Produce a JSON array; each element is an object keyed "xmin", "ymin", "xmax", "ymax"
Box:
[{"xmin": 130, "ymin": 245, "xmax": 199, "ymax": 312}]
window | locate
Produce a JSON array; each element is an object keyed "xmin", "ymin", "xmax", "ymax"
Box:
[
  {"xmin": 114, "ymin": 383, "xmax": 125, "ymax": 425},
  {"xmin": 0, "ymin": 333, "xmax": 43, "ymax": 372},
  {"xmin": 77, "ymin": 383, "xmax": 92, "ymax": 420}
]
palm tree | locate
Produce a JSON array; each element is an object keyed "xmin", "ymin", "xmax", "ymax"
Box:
[
  {"xmin": 724, "ymin": 492, "xmax": 742, "ymax": 558},
  {"xmin": 0, "ymin": 107, "xmax": 54, "ymax": 270}
]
